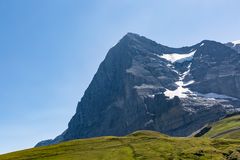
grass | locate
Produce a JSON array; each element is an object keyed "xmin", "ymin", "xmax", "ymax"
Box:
[
  {"xmin": 1, "ymin": 130, "xmax": 240, "ymax": 160},
  {"xmin": 203, "ymin": 115, "xmax": 240, "ymax": 139}
]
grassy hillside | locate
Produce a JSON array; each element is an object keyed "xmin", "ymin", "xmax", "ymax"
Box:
[
  {"xmin": 1, "ymin": 130, "xmax": 240, "ymax": 160},
  {"xmin": 202, "ymin": 114, "xmax": 240, "ymax": 139}
]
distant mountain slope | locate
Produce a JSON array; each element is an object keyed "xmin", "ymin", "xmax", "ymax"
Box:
[
  {"xmin": 1, "ymin": 130, "xmax": 240, "ymax": 160},
  {"xmin": 194, "ymin": 114, "xmax": 240, "ymax": 139},
  {"xmin": 37, "ymin": 33, "xmax": 240, "ymax": 147},
  {"xmin": 226, "ymin": 40, "xmax": 240, "ymax": 53}
]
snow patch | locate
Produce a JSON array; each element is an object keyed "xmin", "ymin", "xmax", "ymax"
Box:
[
  {"xmin": 183, "ymin": 80, "xmax": 195, "ymax": 86},
  {"xmin": 148, "ymin": 94, "xmax": 155, "ymax": 98},
  {"xmin": 134, "ymin": 84, "xmax": 156, "ymax": 89},
  {"xmin": 200, "ymin": 43, "xmax": 204, "ymax": 47},
  {"xmin": 232, "ymin": 40, "xmax": 240, "ymax": 46},
  {"xmin": 159, "ymin": 50, "xmax": 196, "ymax": 63},
  {"xmin": 164, "ymin": 82, "xmax": 192, "ymax": 99},
  {"xmin": 196, "ymin": 92, "xmax": 238, "ymax": 101},
  {"xmin": 164, "ymin": 63, "xmax": 195, "ymax": 99}
]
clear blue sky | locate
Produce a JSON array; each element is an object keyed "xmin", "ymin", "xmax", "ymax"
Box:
[{"xmin": 0, "ymin": 0, "xmax": 240, "ymax": 154}]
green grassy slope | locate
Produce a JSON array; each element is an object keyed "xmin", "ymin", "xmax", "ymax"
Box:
[
  {"xmin": 203, "ymin": 114, "xmax": 240, "ymax": 139},
  {"xmin": 1, "ymin": 131, "xmax": 240, "ymax": 160}
]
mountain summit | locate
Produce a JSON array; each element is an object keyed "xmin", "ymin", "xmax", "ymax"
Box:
[{"xmin": 36, "ymin": 33, "xmax": 240, "ymax": 147}]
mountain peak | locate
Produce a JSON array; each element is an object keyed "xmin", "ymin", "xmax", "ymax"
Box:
[
  {"xmin": 120, "ymin": 32, "xmax": 142, "ymax": 42},
  {"xmin": 116, "ymin": 32, "xmax": 165, "ymax": 55},
  {"xmin": 120, "ymin": 32, "xmax": 154, "ymax": 44},
  {"xmin": 200, "ymin": 40, "xmax": 221, "ymax": 45},
  {"xmin": 125, "ymin": 32, "xmax": 141, "ymax": 38}
]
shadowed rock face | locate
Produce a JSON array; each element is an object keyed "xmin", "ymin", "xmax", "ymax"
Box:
[
  {"xmin": 190, "ymin": 41, "xmax": 240, "ymax": 98},
  {"xmin": 36, "ymin": 33, "xmax": 240, "ymax": 147}
]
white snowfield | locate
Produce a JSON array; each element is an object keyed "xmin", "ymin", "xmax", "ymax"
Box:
[
  {"xmin": 164, "ymin": 87, "xmax": 238, "ymax": 100},
  {"xmin": 164, "ymin": 63, "xmax": 194, "ymax": 99},
  {"xmin": 159, "ymin": 50, "xmax": 196, "ymax": 63},
  {"xmin": 164, "ymin": 81, "xmax": 192, "ymax": 99}
]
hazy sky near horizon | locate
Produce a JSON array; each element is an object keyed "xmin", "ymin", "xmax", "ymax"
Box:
[{"xmin": 0, "ymin": 0, "xmax": 240, "ymax": 154}]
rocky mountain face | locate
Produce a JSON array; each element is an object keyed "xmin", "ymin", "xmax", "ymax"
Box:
[{"xmin": 36, "ymin": 33, "xmax": 240, "ymax": 147}]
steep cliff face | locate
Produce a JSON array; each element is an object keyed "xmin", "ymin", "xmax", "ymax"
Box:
[
  {"xmin": 63, "ymin": 33, "xmax": 181, "ymax": 140},
  {"xmin": 36, "ymin": 33, "xmax": 240, "ymax": 147}
]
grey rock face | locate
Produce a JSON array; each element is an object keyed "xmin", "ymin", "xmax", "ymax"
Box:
[
  {"xmin": 190, "ymin": 40, "xmax": 240, "ymax": 98},
  {"xmin": 36, "ymin": 33, "xmax": 240, "ymax": 147}
]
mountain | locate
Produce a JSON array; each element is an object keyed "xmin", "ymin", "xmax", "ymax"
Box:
[
  {"xmin": 36, "ymin": 33, "xmax": 240, "ymax": 147},
  {"xmin": 226, "ymin": 40, "xmax": 240, "ymax": 53},
  {"xmin": 2, "ymin": 130, "xmax": 240, "ymax": 160}
]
